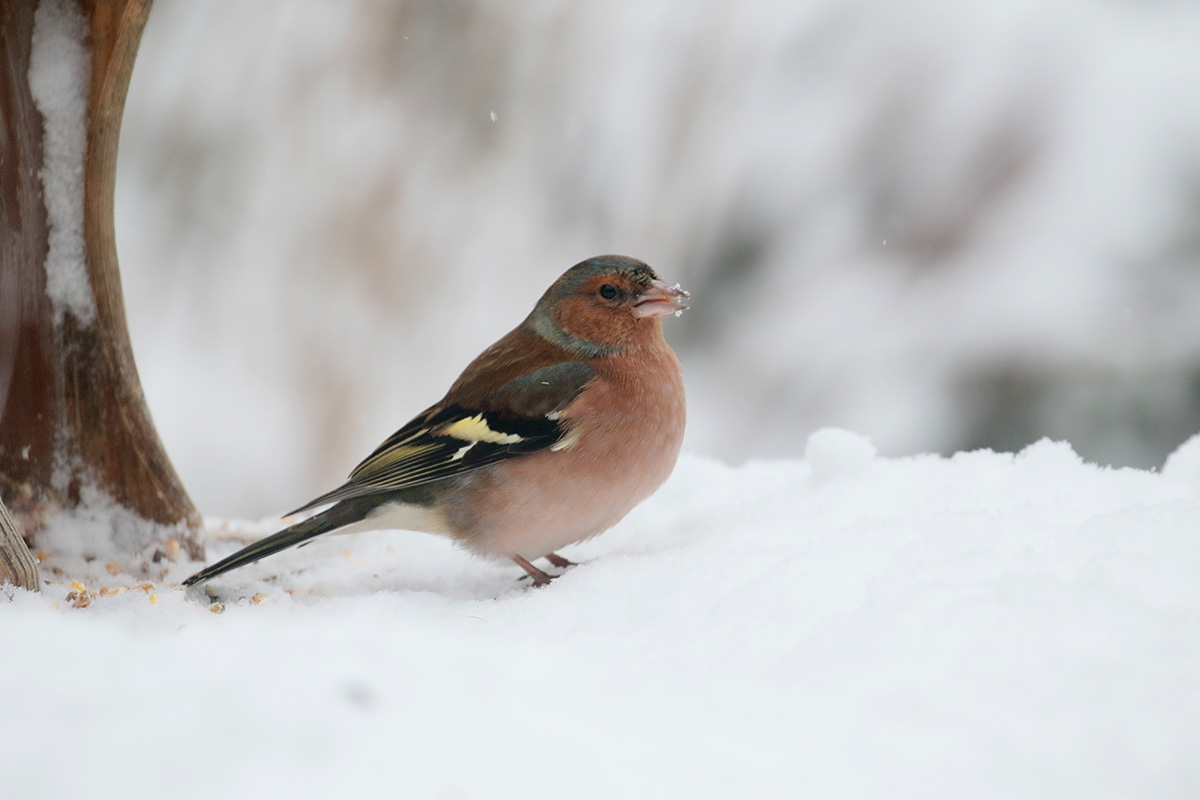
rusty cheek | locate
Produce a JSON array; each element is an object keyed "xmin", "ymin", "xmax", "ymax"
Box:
[{"xmin": 553, "ymin": 295, "xmax": 652, "ymax": 352}]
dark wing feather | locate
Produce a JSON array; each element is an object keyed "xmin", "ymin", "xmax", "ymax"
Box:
[{"xmin": 288, "ymin": 361, "xmax": 595, "ymax": 515}]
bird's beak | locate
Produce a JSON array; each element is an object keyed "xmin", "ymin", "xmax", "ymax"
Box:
[{"xmin": 632, "ymin": 279, "xmax": 691, "ymax": 318}]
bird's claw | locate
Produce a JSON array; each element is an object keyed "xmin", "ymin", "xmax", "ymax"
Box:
[
  {"xmin": 543, "ymin": 553, "xmax": 577, "ymax": 569},
  {"xmin": 512, "ymin": 555, "xmax": 558, "ymax": 588}
]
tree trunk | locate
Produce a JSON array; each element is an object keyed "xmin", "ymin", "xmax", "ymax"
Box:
[{"xmin": 0, "ymin": 0, "xmax": 202, "ymax": 558}]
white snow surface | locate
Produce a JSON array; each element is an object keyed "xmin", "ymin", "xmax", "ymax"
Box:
[
  {"xmin": 5, "ymin": 431, "xmax": 1200, "ymax": 799},
  {"xmin": 28, "ymin": 0, "xmax": 94, "ymax": 327}
]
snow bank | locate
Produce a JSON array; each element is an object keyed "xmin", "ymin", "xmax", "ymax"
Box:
[{"xmin": 4, "ymin": 432, "xmax": 1198, "ymax": 798}]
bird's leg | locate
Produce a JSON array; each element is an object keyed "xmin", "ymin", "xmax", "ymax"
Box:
[
  {"xmin": 544, "ymin": 552, "xmax": 576, "ymax": 569},
  {"xmin": 512, "ymin": 555, "xmax": 556, "ymax": 587}
]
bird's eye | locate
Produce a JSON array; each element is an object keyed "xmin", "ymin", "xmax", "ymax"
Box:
[{"xmin": 599, "ymin": 284, "xmax": 618, "ymax": 300}]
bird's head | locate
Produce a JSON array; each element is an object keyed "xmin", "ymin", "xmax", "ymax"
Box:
[{"xmin": 525, "ymin": 255, "xmax": 690, "ymax": 356}]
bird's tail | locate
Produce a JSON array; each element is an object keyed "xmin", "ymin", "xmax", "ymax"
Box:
[{"xmin": 182, "ymin": 504, "xmax": 353, "ymax": 587}]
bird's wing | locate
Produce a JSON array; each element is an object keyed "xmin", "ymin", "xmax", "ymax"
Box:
[{"xmin": 287, "ymin": 360, "xmax": 595, "ymax": 515}]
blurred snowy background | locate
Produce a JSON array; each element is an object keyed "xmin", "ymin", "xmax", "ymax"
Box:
[{"xmin": 115, "ymin": 0, "xmax": 1200, "ymax": 519}]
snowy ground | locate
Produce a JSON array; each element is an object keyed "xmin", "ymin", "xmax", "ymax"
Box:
[{"xmin": 4, "ymin": 430, "xmax": 1199, "ymax": 799}]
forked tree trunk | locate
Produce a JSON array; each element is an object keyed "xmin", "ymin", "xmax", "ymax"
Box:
[{"xmin": 0, "ymin": 0, "xmax": 202, "ymax": 562}]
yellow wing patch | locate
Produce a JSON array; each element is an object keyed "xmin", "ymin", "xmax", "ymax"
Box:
[
  {"xmin": 352, "ymin": 441, "xmax": 439, "ymax": 477},
  {"xmin": 439, "ymin": 414, "xmax": 526, "ymax": 445},
  {"xmin": 313, "ymin": 403, "xmax": 565, "ymax": 507}
]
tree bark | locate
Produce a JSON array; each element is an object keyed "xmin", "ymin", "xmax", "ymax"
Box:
[
  {"xmin": 0, "ymin": 0, "xmax": 202, "ymax": 558},
  {"xmin": 0, "ymin": 497, "xmax": 39, "ymax": 591}
]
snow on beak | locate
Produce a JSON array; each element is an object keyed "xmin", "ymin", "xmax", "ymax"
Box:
[{"xmin": 632, "ymin": 279, "xmax": 691, "ymax": 318}]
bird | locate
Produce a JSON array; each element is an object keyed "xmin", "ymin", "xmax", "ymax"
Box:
[{"xmin": 183, "ymin": 255, "xmax": 689, "ymax": 589}]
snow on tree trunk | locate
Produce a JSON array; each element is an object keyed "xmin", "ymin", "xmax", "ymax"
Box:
[{"xmin": 0, "ymin": 0, "xmax": 202, "ymax": 559}]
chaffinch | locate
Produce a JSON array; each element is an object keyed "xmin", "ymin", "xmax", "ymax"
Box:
[{"xmin": 183, "ymin": 255, "xmax": 689, "ymax": 588}]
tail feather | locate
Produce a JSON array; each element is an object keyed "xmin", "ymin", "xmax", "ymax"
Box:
[{"xmin": 182, "ymin": 498, "xmax": 380, "ymax": 587}]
